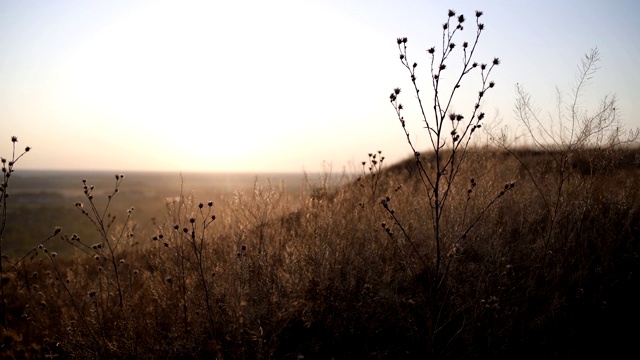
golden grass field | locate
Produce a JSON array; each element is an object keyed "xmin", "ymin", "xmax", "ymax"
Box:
[{"xmin": 1, "ymin": 146, "xmax": 639, "ymax": 359}]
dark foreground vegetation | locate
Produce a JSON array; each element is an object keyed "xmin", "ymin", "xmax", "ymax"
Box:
[
  {"xmin": 2, "ymin": 9, "xmax": 639, "ymax": 359},
  {"xmin": 0, "ymin": 146, "xmax": 639, "ymax": 359}
]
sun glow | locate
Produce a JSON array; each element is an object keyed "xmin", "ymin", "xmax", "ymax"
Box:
[
  {"xmin": 4, "ymin": 1, "xmax": 638, "ymax": 172},
  {"xmin": 41, "ymin": 0, "xmax": 394, "ymax": 171}
]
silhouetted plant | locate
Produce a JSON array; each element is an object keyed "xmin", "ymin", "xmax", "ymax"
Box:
[
  {"xmin": 153, "ymin": 197, "xmax": 219, "ymax": 337},
  {"xmin": 385, "ymin": 11, "xmax": 519, "ymax": 356},
  {"xmin": 387, "ymin": 9, "xmax": 510, "ymax": 283},
  {"xmin": 0, "ymin": 136, "xmax": 31, "ymax": 326},
  {"xmin": 357, "ymin": 150, "xmax": 386, "ymax": 200},
  {"xmin": 72, "ymin": 175, "xmax": 131, "ymax": 310}
]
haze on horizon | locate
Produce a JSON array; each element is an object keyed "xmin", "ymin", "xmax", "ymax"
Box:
[{"xmin": 1, "ymin": 0, "xmax": 639, "ymax": 173}]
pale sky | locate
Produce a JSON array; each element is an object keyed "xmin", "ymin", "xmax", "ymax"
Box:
[{"xmin": 1, "ymin": 0, "xmax": 638, "ymax": 173}]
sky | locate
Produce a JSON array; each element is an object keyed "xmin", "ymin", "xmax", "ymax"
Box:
[{"xmin": 1, "ymin": 0, "xmax": 639, "ymax": 173}]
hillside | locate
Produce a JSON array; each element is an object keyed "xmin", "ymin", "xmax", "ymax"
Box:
[{"xmin": 1, "ymin": 146, "xmax": 639, "ymax": 359}]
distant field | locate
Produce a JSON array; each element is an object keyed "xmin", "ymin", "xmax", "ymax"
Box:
[{"xmin": 3, "ymin": 171, "xmax": 319, "ymax": 254}]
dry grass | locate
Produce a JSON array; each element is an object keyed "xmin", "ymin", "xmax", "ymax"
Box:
[{"xmin": 0, "ymin": 146, "xmax": 638, "ymax": 359}]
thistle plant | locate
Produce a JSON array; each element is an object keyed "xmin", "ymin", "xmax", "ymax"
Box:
[
  {"xmin": 152, "ymin": 196, "xmax": 220, "ymax": 339},
  {"xmin": 0, "ymin": 136, "xmax": 31, "ymax": 326},
  {"xmin": 72, "ymin": 175, "xmax": 131, "ymax": 310},
  {"xmin": 357, "ymin": 151, "xmax": 386, "ymax": 200},
  {"xmin": 386, "ymin": 10, "xmax": 511, "ymax": 283},
  {"xmin": 0, "ymin": 136, "xmax": 31, "ymax": 248}
]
